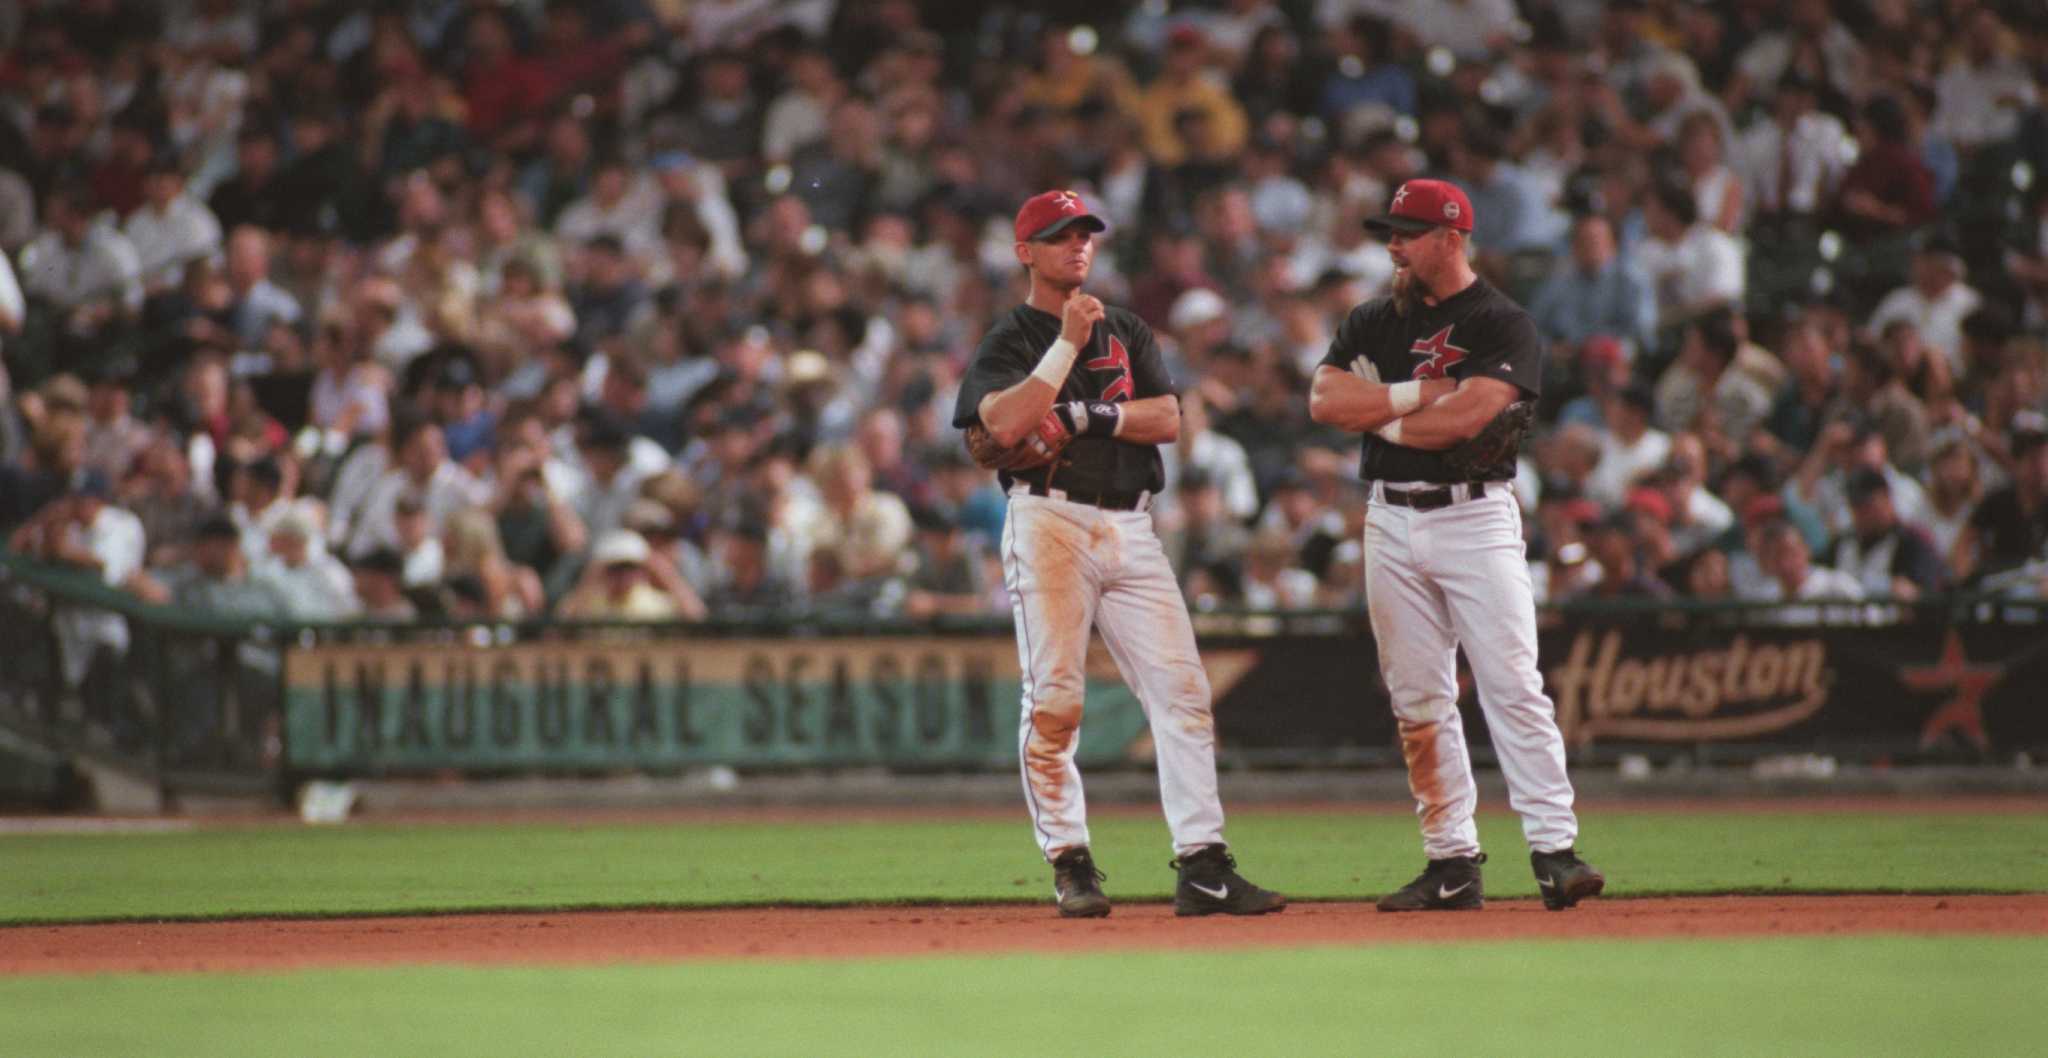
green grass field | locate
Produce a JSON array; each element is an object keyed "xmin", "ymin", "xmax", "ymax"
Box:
[
  {"xmin": 6, "ymin": 808, "xmax": 2046, "ymax": 1057},
  {"xmin": 1, "ymin": 938, "xmax": 2042, "ymax": 1057},
  {"xmin": 6, "ymin": 809, "xmax": 2047, "ymax": 923}
]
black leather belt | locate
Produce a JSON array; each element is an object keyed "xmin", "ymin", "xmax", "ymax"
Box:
[
  {"xmin": 1378, "ymin": 481, "xmax": 1488, "ymax": 511},
  {"xmin": 1020, "ymin": 483, "xmax": 1150, "ymax": 511}
]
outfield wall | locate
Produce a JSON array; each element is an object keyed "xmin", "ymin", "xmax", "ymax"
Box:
[{"xmin": 2, "ymin": 553, "xmax": 2043, "ymax": 795}]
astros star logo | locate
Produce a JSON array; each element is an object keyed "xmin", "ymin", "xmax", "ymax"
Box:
[
  {"xmin": 1901, "ymin": 630, "xmax": 2002, "ymax": 751},
  {"xmin": 1409, "ymin": 326, "xmax": 1469, "ymax": 379},
  {"xmin": 1391, "ymin": 185, "xmax": 1411, "ymax": 210}
]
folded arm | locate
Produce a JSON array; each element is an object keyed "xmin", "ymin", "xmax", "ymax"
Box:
[
  {"xmin": 1308, "ymin": 367, "xmax": 1456, "ymax": 433},
  {"xmin": 1379, "ymin": 376, "xmax": 1521, "ymax": 451}
]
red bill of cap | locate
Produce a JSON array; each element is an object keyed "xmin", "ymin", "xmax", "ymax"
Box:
[{"xmin": 1014, "ymin": 189, "xmax": 1108, "ymax": 243}]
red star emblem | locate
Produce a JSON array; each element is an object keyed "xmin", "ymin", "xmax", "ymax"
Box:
[
  {"xmin": 1900, "ymin": 630, "xmax": 2001, "ymax": 751},
  {"xmin": 1409, "ymin": 326, "xmax": 1469, "ymax": 380}
]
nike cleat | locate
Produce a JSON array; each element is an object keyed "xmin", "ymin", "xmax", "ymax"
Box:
[
  {"xmin": 1172, "ymin": 844, "xmax": 1288, "ymax": 916},
  {"xmin": 1531, "ymin": 848, "xmax": 1605, "ymax": 911},
  {"xmin": 1376, "ymin": 853, "xmax": 1486, "ymax": 912},
  {"xmin": 1051, "ymin": 846, "xmax": 1111, "ymax": 918}
]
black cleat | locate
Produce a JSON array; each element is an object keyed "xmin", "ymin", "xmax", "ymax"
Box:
[
  {"xmin": 1376, "ymin": 853, "xmax": 1486, "ymax": 912},
  {"xmin": 1531, "ymin": 848, "xmax": 1605, "ymax": 911},
  {"xmin": 1172, "ymin": 844, "xmax": 1287, "ymax": 916},
  {"xmin": 1051, "ymin": 846, "xmax": 1111, "ymax": 918}
]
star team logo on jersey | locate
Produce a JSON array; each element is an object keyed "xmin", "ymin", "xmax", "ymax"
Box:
[
  {"xmin": 1086, "ymin": 336, "xmax": 1135, "ymax": 402},
  {"xmin": 1408, "ymin": 325, "xmax": 1468, "ymax": 380}
]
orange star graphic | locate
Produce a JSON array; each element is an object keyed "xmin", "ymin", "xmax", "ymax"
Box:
[{"xmin": 1900, "ymin": 630, "xmax": 2001, "ymax": 751}]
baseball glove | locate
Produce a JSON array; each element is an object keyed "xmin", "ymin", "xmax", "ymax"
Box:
[
  {"xmin": 964, "ymin": 411, "xmax": 1073, "ymax": 471},
  {"xmin": 1443, "ymin": 400, "xmax": 1535, "ymax": 481}
]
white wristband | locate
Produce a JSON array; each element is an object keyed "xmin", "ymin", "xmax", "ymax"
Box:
[
  {"xmin": 1031, "ymin": 338, "xmax": 1080, "ymax": 388},
  {"xmin": 1388, "ymin": 380, "xmax": 1423, "ymax": 416},
  {"xmin": 1377, "ymin": 418, "xmax": 1405, "ymax": 445}
]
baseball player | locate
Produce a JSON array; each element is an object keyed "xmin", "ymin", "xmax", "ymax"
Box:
[
  {"xmin": 953, "ymin": 190, "xmax": 1284, "ymax": 918},
  {"xmin": 1308, "ymin": 179, "xmax": 1605, "ymax": 912}
]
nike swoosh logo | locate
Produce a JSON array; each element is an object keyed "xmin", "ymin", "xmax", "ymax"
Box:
[
  {"xmin": 1190, "ymin": 881, "xmax": 1230, "ymax": 900},
  {"xmin": 1537, "ymin": 874, "xmax": 1557, "ymax": 890},
  {"xmin": 1437, "ymin": 881, "xmax": 1473, "ymax": 900}
]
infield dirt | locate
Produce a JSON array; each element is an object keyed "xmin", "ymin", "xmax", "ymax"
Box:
[{"xmin": 6, "ymin": 895, "xmax": 2044, "ymax": 975}]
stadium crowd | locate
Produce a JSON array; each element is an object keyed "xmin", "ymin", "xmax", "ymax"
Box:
[{"xmin": 1, "ymin": 0, "xmax": 2046, "ymax": 638}]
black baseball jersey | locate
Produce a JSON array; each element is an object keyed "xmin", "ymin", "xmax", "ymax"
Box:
[
  {"xmin": 953, "ymin": 302, "xmax": 1174, "ymax": 495},
  {"xmin": 1318, "ymin": 277, "xmax": 1543, "ymax": 484}
]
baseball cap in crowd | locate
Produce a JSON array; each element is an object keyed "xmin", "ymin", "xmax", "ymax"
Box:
[
  {"xmin": 353, "ymin": 548, "xmax": 406, "ymax": 577},
  {"xmin": 1847, "ymin": 468, "xmax": 1893, "ymax": 504},
  {"xmin": 1014, "ymin": 189, "xmax": 1107, "ymax": 242},
  {"xmin": 1364, "ymin": 179, "xmax": 1475, "ymax": 236},
  {"xmin": 1624, "ymin": 486, "xmax": 1672, "ymax": 526},
  {"xmin": 592, "ymin": 529, "xmax": 651, "ymax": 569},
  {"xmin": 1168, "ymin": 287, "xmax": 1229, "ymax": 332},
  {"xmin": 196, "ymin": 513, "xmax": 241, "ymax": 541},
  {"xmin": 2011, "ymin": 410, "xmax": 2048, "ymax": 456}
]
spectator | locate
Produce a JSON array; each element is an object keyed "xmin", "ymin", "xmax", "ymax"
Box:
[
  {"xmin": 1832, "ymin": 95, "xmax": 1937, "ymax": 245},
  {"xmin": 1528, "ymin": 214, "xmax": 1658, "ymax": 360},
  {"xmin": 134, "ymin": 512, "xmax": 289, "ymax": 620},
  {"xmin": 899, "ymin": 503, "xmax": 992, "ymax": 620},
  {"xmin": 123, "ymin": 159, "xmax": 223, "ymax": 296},
  {"xmin": 345, "ymin": 415, "xmax": 487, "ymax": 559},
  {"xmin": 1137, "ymin": 26, "xmax": 1249, "ymax": 169},
  {"xmin": 207, "ymin": 126, "xmax": 288, "ymax": 235},
  {"xmin": 1585, "ymin": 383, "xmax": 1670, "ymax": 509},
  {"xmin": 1757, "ymin": 518, "xmax": 1866, "ymax": 604},
  {"xmin": 440, "ymin": 507, "xmax": 543, "ymax": 621},
  {"xmin": 119, "ymin": 436, "xmax": 212, "ymax": 569},
  {"xmin": 1927, "ymin": 8, "xmax": 2036, "ymax": 155},
  {"xmin": 80, "ymin": 363, "xmax": 150, "ymax": 486},
  {"xmin": 1674, "ymin": 110, "xmax": 1744, "ymax": 235},
  {"xmin": 349, "ymin": 547, "xmax": 417, "ymax": 622},
  {"xmin": 1577, "ymin": 515, "xmax": 1675, "ymax": 599},
  {"xmin": 558, "ymin": 528, "xmax": 706, "ymax": 621},
  {"xmin": 1951, "ymin": 424, "xmax": 2048, "ymax": 585},
  {"xmin": 1867, "ymin": 239, "xmax": 1982, "ymax": 377},
  {"xmin": 1798, "ymin": 420, "xmax": 1933, "ymax": 541},
  {"xmin": 1636, "ymin": 178, "xmax": 1744, "ymax": 332},
  {"xmin": 795, "ymin": 443, "xmax": 911, "ymax": 584},
  {"xmin": 1921, "ymin": 435, "xmax": 1983, "ymax": 564},
  {"xmin": 1843, "ymin": 337, "xmax": 1930, "ymax": 477},
  {"xmin": 1737, "ymin": 72, "xmax": 1854, "ymax": 227},
  {"xmin": 253, "ymin": 509, "xmax": 357, "ymax": 620},
  {"xmin": 220, "ymin": 225, "xmax": 301, "ymax": 350},
  {"xmin": 1654, "ymin": 307, "xmax": 1772, "ymax": 446},
  {"xmin": 17, "ymin": 186, "xmax": 143, "ymax": 342},
  {"xmin": 568, "ymin": 234, "xmax": 650, "ymax": 348},
  {"xmin": 565, "ymin": 409, "xmax": 668, "ymax": 541},
  {"xmin": 1759, "ymin": 317, "xmax": 1840, "ymax": 461},
  {"xmin": 701, "ymin": 517, "xmax": 799, "ymax": 613},
  {"xmin": 1828, "ymin": 468, "xmax": 1946, "ymax": 600}
]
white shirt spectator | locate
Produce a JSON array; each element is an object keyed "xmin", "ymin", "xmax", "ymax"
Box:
[
  {"xmin": 1931, "ymin": 57, "xmax": 2037, "ymax": 151},
  {"xmin": 554, "ymin": 173, "xmax": 666, "ymax": 264},
  {"xmin": 253, "ymin": 551, "xmax": 360, "ymax": 621},
  {"xmin": 346, "ymin": 462, "xmax": 490, "ymax": 559},
  {"xmin": 1586, "ymin": 428, "xmax": 1671, "ymax": 509},
  {"xmin": 1735, "ymin": 24, "xmax": 1866, "ymax": 100},
  {"xmin": 1159, "ymin": 429, "xmax": 1260, "ymax": 523},
  {"xmin": 562, "ymin": 437, "xmax": 672, "ymax": 541},
  {"xmin": 1867, "ymin": 281, "xmax": 1982, "ymax": 377},
  {"xmin": 1391, "ymin": 0, "xmax": 1518, "ymax": 60},
  {"xmin": 122, "ymin": 194, "xmax": 222, "ymax": 290},
  {"xmin": 1635, "ymin": 223, "xmax": 1744, "ymax": 316},
  {"xmin": 56, "ymin": 502, "xmax": 146, "ymax": 686},
  {"xmin": 18, "ymin": 220, "xmax": 144, "ymax": 312},
  {"xmin": 233, "ymin": 496, "xmax": 327, "ymax": 566},
  {"xmin": 1738, "ymin": 111, "xmax": 1856, "ymax": 216}
]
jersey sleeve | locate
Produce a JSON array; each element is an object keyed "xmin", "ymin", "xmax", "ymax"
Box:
[
  {"xmin": 952, "ymin": 326, "xmax": 1032, "ymax": 428},
  {"xmin": 1466, "ymin": 306, "xmax": 1544, "ymax": 400},
  {"xmin": 1319, "ymin": 305, "xmax": 1367, "ymax": 373},
  {"xmin": 1124, "ymin": 314, "xmax": 1176, "ymax": 398}
]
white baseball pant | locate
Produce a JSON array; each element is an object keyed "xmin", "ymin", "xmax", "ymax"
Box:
[
  {"xmin": 1000, "ymin": 490, "xmax": 1227, "ymax": 861},
  {"xmin": 1363, "ymin": 483, "xmax": 1578, "ymax": 859}
]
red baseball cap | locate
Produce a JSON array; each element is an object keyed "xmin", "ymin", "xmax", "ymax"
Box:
[
  {"xmin": 1014, "ymin": 189, "xmax": 1107, "ymax": 243},
  {"xmin": 1365, "ymin": 179, "xmax": 1475, "ymax": 236}
]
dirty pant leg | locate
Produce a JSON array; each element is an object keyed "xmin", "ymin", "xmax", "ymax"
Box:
[
  {"xmin": 1093, "ymin": 510, "xmax": 1226, "ymax": 857},
  {"xmin": 1002, "ymin": 497, "xmax": 1102, "ymax": 861},
  {"xmin": 1364, "ymin": 503, "xmax": 1481, "ymax": 860},
  {"xmin": 1435, "ymin": 492, "xmax": 1578, "ymax": 853}
]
